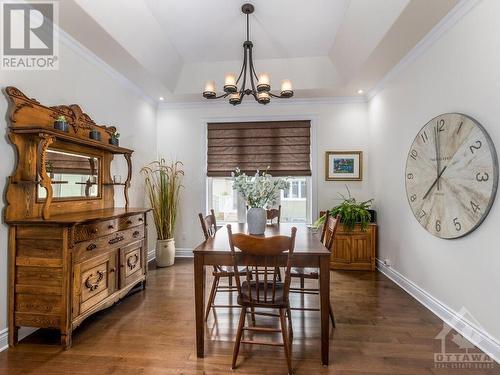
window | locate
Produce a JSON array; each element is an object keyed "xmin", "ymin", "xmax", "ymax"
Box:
[
  {"xmin": 206, "ymin": 120, "xmax": 312, "ymax": 224},
  {"xmin": 208, "ymin": 176, "xmax": 311, "ymax": 224}
]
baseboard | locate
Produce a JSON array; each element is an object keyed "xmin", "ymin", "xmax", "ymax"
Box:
[
  {"xmin": 0, "ymin": 327, "xmax": 39, "ymax": 352},
  {"xmin": 376, "ymin": 259, "xmax": 500, "ymax": 364},
  {"xmin": 147, "ymin": 248, "xmax": 193, "ymax": 261},
  {"xmin": 175, "ymin": 248, "xmax": 193, "ymax": 258}
]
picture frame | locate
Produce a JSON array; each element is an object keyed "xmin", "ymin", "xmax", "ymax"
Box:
[{"xmin": 325, "ymin": 151, "xmax": 363, "ymax": 181}]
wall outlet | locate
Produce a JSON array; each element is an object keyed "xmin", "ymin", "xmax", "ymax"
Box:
[{"xmin": 383, "ymin": 258, "xmax": 391, "ymax": 267}]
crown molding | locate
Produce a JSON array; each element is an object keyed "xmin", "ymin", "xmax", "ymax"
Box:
[
  {"xmin": 367, "ymin": 0, "xmax": 482, "ymax": 101},
  {"xmin": 158, "ymin": 95, "xmax": 367, "ymax": 110},
  {"xmin": 57, "ymin": 25, "xmax": 156, "ymax": 107}
]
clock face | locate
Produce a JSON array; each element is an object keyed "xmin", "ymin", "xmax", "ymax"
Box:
[{"xmin": 405, "ymin": 113, "xmax": 498, "ymax": 239}]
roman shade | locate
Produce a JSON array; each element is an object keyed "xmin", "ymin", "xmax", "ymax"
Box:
[{"xmin": 207, "ymin": 120, "xmax": 311, "ymax": 177}]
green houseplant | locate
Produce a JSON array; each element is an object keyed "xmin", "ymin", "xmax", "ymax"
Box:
[
  {"xmin": 109, "ymin": 132, "xmax": 120, "ymax": 146},
  {"xmin": 53, "ymin": 115, "xmax": 69, "ymax": 132},
  {"xmin": 141, "ymin": 159, "xmax": 184, "ymax": 267},
  {"xmin": 315, "ymin": 187, "xmax": 373, "ymax": 231}
]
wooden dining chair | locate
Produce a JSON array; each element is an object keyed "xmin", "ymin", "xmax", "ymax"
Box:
[
  {"xmin": 266, "ymin": 205, "xmax": 281, "ymax": 224},
  {"xmin": 228, "ymin": 224, "xmax": 296, "ymax": 375},
  {"xmin": 290, "ymin": 212, "xmax": 340, "ymax": 327},
  {"xmin": 199, "ymin": 210, "xmax": 246, "ymax": 321}
]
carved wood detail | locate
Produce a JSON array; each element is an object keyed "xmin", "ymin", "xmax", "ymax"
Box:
[
  {"xmin": 124, "ymin": 153, "xmax": 132, "ymax": 209},
  {"xmin": 38, "ymin": 134, "xmax": 55, "ymax": 219}
]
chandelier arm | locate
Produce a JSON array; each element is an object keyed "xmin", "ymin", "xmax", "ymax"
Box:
[
  {"xmin": 268, "ymin": 92, "xmax": 284, "ymax": 98},
  {"xmin": 235, "ymin": 46, "xmax": 247, "ymax": 85},
  {"xmin": 211, "ymin": 93, "xmax": 230, "ymax": 99},
  {"xmin": 246, "ymin": 13, "xmax": 249, "ymax": 41}
]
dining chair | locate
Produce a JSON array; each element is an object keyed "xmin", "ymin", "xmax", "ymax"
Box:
[
  {"xmin": 289, "ymin": 212, "xmax": 340, "ymax": 327},
  {"xmin": 267, "ymin": 205, "xmax": 281, "ymax": 224},
  {"xmin": 228, "ymin": 224, "xmax": 296, "ymax": 375},
  {"xmin": 199, "ymin": 210, "xmax": 246, "ymax": 321}
]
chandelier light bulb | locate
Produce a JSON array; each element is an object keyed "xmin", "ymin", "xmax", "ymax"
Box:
[
  {"xmin": 229, "ymin": 92, "xmax": 242, "ymax": 105},
  {"xmin": 280, "ymin": 79, "xmax": 293, "ymax": 98},
  {"xmin": 203, "ymin": 81, "xmax": 216, "ymax": 98},
  {"xmin": 257, "ymin": 73, "xmax": 270, "ymax": 92},
  {"xmin": 224, "ymin": 73, "xmax": 237, "ymax": 93},
  {"xmin": 257, "ymin": 91, "xmax": 270, "ymax": 104}
]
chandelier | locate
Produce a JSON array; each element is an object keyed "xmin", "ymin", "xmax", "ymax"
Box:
[{"xmin": 202, "ymin": 3, "xmax": 293, "ymax": 105}]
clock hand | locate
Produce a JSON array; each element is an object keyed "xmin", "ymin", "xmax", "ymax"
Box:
[
  {"xmin": 423, "ymin": 166, "xmax": 447, "ymax": 200},
  {"xmin": 434, "ymin": 125, "xmax": 441, "ymax": 191}
]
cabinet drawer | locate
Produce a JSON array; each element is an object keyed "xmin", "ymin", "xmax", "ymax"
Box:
[
  {"xmin": 74, "ymin": 225, "xmax": 145, "ymax": 263},
  {"xmin": 120, "ymin": 240, "xmax": 145, "ymax": 288},
  {"xmin": 118, "ymin": 214, "xmax": 145, "ymax": 230},
  {"xmin": 73, "ymin": 252, "xmax": 118, "ymax": 317},
  {"xmin": 74, "ymin": 218, "xmax": 118, "ymax": 242}
]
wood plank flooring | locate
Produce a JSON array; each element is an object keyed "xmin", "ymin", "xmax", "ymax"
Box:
[{"xmin": 0, "ymin": 259, "xmax": 497, "ymax": 374}]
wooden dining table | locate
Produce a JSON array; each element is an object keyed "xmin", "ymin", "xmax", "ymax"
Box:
[{"xmin": 193, "ymin": 223, "xmax": 332, "ymax": 366}]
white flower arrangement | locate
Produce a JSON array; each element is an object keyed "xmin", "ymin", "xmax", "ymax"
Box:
[{"xmin": 231, "ymin": 167, "xmax": 289, "ymax": 208}]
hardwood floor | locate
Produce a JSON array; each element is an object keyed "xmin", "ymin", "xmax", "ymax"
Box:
[{"xmin": 0, "ymin": 258, "xmax": 497, "ymax": 374}]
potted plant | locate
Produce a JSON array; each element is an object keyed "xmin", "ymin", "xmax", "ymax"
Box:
[
  {"xmin": 89, "ymin": 128, "xmax": 101, "ymax": 141},
  {"xmin": 314, "ymin": 187, "xmax": 374, "ymax": 231},
  {"xmin": 232, "ymin": 167, "xmax": 288, "ymax": 235},
  {"xmin": 141, "ymin": 159, "xmax": 184, "ymax": 267},
  {"xmin": 53, "ymin": 115, "xmax": 69, "ymax": 132},
  {"xmin": 109, "ymin": 132, "xmax": 120, "ymax": 146}
]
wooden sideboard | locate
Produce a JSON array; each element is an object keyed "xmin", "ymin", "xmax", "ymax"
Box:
[
  {"xmin": 3, "ymin": 87, "xmax": 150, "ymax": 348},
  {"xmin": 330, "ymin": 223, "xmax": 377, "ymax": 271}
]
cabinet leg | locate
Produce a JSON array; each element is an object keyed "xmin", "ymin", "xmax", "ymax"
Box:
[
  {"xmin": 8, "ymin": 326, "xmax": 18, "ymax": 347},
  {"xmin": 61, "ymin": 333, "xmax": 72, "ymax": 350},
  {"xmin": 142, "ymin": 279, "xmax": 147, "ymax": 290}
]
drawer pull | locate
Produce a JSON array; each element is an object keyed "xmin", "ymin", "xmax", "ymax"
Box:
[
  {"xmin": 133, "ymin": 230, "xmax": 140, "ymax": 238},
  {"xmin": 138, "ymin": 217, "xmax": 143, "ymax": 222},
  {"xmin": 127, "ymin": 254, "xmax": 139, "ymax": 270},
  {"xmin": 91, "ymin": 228, "xmax": 98, "ymax": 234},
  {"xmin": 109, "ymin": 268, "xmax": 116, "ymax": 273},
  {"xmin": 84, "ymin": 270, "xmax": 104, "ymax": 292},
  {"xmin": 126, "ymin": 220, "xmax": 133, "ymax": 225},
  {"xmin": 108, "ymin": 225, "xmax": 114, "ymax": 229},
  {"xmin": 86, "ymin": 243, "xmax": 97, "ymax": 251},
  {"xmin": 108, "ymin": 235, "xmax": 124, "ymax": 245}
]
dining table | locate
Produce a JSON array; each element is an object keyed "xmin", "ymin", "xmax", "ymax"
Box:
[{"xmin": 193, "ymin": 223, "xmax": 332, "ymax": 366}]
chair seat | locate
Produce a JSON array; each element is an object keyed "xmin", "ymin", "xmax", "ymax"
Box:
[
  {"xmin": 290, "ymin": 267, "xmax": 319, "ymax": 278},
  {"xmin": 213, "ymin": 265, "xmax": 247, "ymax": 276},
  {"xmin": 238, "ymin": 280, "xmax": 287, "ymax": 308}
]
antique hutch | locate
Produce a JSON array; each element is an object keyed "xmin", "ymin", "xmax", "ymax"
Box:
[{"xmin": 4, "ymin": 87, "xmax": 149, "ymax": 349}]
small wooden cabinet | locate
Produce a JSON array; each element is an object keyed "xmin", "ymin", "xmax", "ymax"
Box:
[
  {"xmin": 330, "ymin": 224, "xmax": 377, "ymax": 271},
  {"xmin": 4, "ymin": 87, "xmax": 150, "ymax": 349}
]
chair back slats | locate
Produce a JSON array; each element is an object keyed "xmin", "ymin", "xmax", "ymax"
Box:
[
  {"xmin": 266, "ymin": 205, "xmax": 281, "ymax": 224},
  {"xmin": 322, "ymin": 213, "xmax": 341, "ymax": 251},
  {"xmin": 198, "ymin": 209, "xmax": 217, "ymax": 240},
  {"xmin": 227, "ymin": 225, "xmax": 296, "ymax": 305}
]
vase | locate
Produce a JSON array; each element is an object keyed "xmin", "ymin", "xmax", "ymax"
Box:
[
  {"xmin": 247, "ymin": 207, "xmax": 266, "ymax": 235},
  {"xmin": 156, "ymin": 238, "xmax": 175, "ymax": 267}
]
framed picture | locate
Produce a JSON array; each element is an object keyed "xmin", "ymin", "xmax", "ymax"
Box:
[{"xmin": 325, "ymin": 151, "xmax": 363, "ymax": 181}]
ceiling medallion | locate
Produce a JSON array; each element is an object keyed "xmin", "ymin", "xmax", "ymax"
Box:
[{"xmin": 202, "ymin": 3, "xmax": 294, "ymax": 105}]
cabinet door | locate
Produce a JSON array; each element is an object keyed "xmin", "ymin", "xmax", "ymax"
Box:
[
  {"xmin": 72, "ymin": 251, "xmax": 118, "ymax": 318},
  {"xmin": 350, "ymin": 232, "xmax": 373, "ymax": 265},
  {"xmin": 119, "ymin": 240, "xmax": 145, "ymax": 289},
  {"xmin": 331, "ymin": 234, "xmax": 351, "ymax": 264}
]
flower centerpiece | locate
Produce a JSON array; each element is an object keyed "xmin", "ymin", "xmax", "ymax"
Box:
[{"xmin": 232, "ymin": 167, "xmax": 288, "ymax": 234}]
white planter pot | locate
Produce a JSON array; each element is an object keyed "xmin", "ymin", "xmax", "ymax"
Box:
[
  {"xmin": 247, "ymin": 207, "xmax": 266, "ymax": 235},
  {"xmin": 156, "ymin": 238, "xmax": 175, "ymax": 267}
]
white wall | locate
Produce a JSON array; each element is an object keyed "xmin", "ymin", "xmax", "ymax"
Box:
[
  {"xmin": 156, "ymin": 100, "xmax": 370, "ymax": 249},
  {"xmin": 0, "ymin": 41, "xmax": 157, "ymax": 337},
  {"xmin": 369, "ymin": 0, "xmax": 500, "ymax": 345}
]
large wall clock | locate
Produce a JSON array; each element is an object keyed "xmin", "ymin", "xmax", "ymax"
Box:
[{"xmin": 405, "ymin": 113, "xmax": 498, "ymax": 239}]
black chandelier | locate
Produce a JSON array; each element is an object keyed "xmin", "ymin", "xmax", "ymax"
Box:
[{"xmin": 202, "ymin": 3, "xmax": 293, "ymax": 105}]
